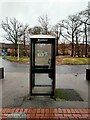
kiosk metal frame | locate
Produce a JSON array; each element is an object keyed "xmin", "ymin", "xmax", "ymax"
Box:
[{"xmin": 30, "ymin": 35, "xmax": 56, "ymax": 97}]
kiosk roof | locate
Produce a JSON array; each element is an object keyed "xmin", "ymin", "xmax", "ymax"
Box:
[{"xmin": 30, "ymin": 35, "xmax": 56, "ymax": 39}]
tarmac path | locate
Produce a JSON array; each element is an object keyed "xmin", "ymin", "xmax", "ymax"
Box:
[{"xmin": 0, "ymin": 57, "xmax": 90, "ymax": 108}]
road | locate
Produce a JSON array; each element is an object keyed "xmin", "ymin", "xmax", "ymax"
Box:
[
  {"xmin": 0, "ymin": 57, "xmax": 29, "ymax": 73},
  {"xmin": 0, "ymin": 56, "xmax": 88, "ymax": 74}
]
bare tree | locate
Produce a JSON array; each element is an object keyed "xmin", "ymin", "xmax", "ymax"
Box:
[
  {"xmin": 1, "ymin": 18, "xmax": 22, "ymax": 54},
  {"xmin": 30, "ymin": 26, "xmax": 43, "ymax": 35},
  {"xmin": 66, "ymin": 14, "xmax": 82, "ymax": 56},
  {"xmin": 53, "ymin": 14, "xmax": 83, "ymax": 57},
  {"xmin": 20, "ymin": 24, "xmax": 29, "ymax": 47},
  {"xmin": 19, "ymin": 24, "xmax": 30, "ymax": 56},
  {"xmin": 79, "ymin": 8, "xmax": 90, "ymax": 57},
  {"xmin": 38, "ymin": 15, "xmax": 50, "ymax": 34},
  {"xmin": 52, "ymin": 20, "xmax": 70, "ymax": 56},
  {"xmin": 74, "ymin": 29, "xmax": 82, "ymax": 57},
  {"xmin": 1, "ymin": 17, "xmax": 28, "ymax": 54},
  {"xmin": 52, "ymin": 24, "xmax": 62, "ymax": 56}
]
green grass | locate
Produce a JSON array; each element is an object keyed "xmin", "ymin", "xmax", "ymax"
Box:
[
  {"xmin": 62, "ymin": 58, "xmax": 90, "ymax": 65},
  {"xmin": 4, "ymin": 56, "xmax": 90, "ymax": 65},
  {"xmin": 4, "ymin": 56, "xmax": 29, "ymax": 63}
]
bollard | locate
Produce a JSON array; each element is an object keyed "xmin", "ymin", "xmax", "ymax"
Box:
[
  {"xmin": 86, "ymin": 69, "xmax": 90, "ymax": 80},
  {"xmin": 0, "ymin": 67, "xmax": 4, "ymax": 79}
]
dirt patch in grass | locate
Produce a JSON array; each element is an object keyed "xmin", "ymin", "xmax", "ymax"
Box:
[{"xmin": 55, "ymin": 89, "xmax": 83, "ymax": 101}]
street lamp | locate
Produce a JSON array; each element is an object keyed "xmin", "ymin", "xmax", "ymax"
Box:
[{"xmin": 17, "ymin": 42, "xmax": 20, "ymax": 61}]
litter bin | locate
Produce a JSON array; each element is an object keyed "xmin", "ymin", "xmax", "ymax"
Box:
[
  {"xmin": 86, "ymin": 69, "xmax": 90, "ymax": 80},
  {"xmin": 0, "ymin": 67, "xmax": 4, "ymax": 79}
]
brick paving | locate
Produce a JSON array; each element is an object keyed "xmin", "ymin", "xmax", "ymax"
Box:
[{"xmin": 0, "ymin": 108, "xmax": 90, "ymax": 120}]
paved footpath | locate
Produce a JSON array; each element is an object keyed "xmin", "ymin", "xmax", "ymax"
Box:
[{"xmin": 0, "ymin": 108, "xmax": 90, "ymax": 120}]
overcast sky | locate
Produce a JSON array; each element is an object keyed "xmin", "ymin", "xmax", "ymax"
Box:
[{"xmin": 0, "ymin": 0, "xmax": 89, "ymax": 42}]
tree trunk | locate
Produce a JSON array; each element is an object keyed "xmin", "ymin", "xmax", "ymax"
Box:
[
  {"xmin": 71, "ymin": 33, "xmax": 74, "ymax": 57},
  {"xmin": 77, "ymin": 45, "xmax": 80, "ymax": 57},
  {"xmin": 56, "ymin": 37, "xmax": 59, "ymax": 56},
  {"xmin": 85, "ymin": 23, "xmax": 88, "ymax": 57},
  {"xmin": 62, "ymin": 43, "xmax": 65, "ymax": 56},
  {"xmin": 74, "ymin": 44, "xmax": 76, "ymax": 57},
  {"xmin": 81, "ymin": 36, "xmax": 84, "ymax": 57},
  {"xmin": 76, "ymin": 32, "xmax": 80, "ymax": 57},
  {"xmin": 14, "ymin": 40, "xmax": 17, "ymax": 56}
]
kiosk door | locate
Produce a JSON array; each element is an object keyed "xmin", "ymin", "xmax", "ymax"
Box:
[{"xmin": 30, "ymin": 35, "xmax": 55, "ymax": 96}]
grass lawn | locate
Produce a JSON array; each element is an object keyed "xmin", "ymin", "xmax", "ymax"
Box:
[
  {"xmin": 62, "ymin": 57, "xmax": 90, "ymax": 65},
  {"xmin": 4, "ymin": 56, "xmax": 29, "ymax": 63},
  {"xmin": 4, "ymin": 55, "xmax": 90, "ymax": 65}
]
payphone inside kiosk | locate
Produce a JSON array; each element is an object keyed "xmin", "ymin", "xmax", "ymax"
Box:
[{"xmin": 30, "ymin": 35, "xmax": 56, "ymax": 97}]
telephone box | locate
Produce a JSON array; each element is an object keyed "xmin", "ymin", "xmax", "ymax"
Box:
[{"xmin": 30, "ymin": 35, "xmax": 56, "ymax": 97}]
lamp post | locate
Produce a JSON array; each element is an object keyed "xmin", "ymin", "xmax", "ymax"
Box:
[{"xmin": 17, "ymin": 42, "xmax": 20, "ymax": 61}]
